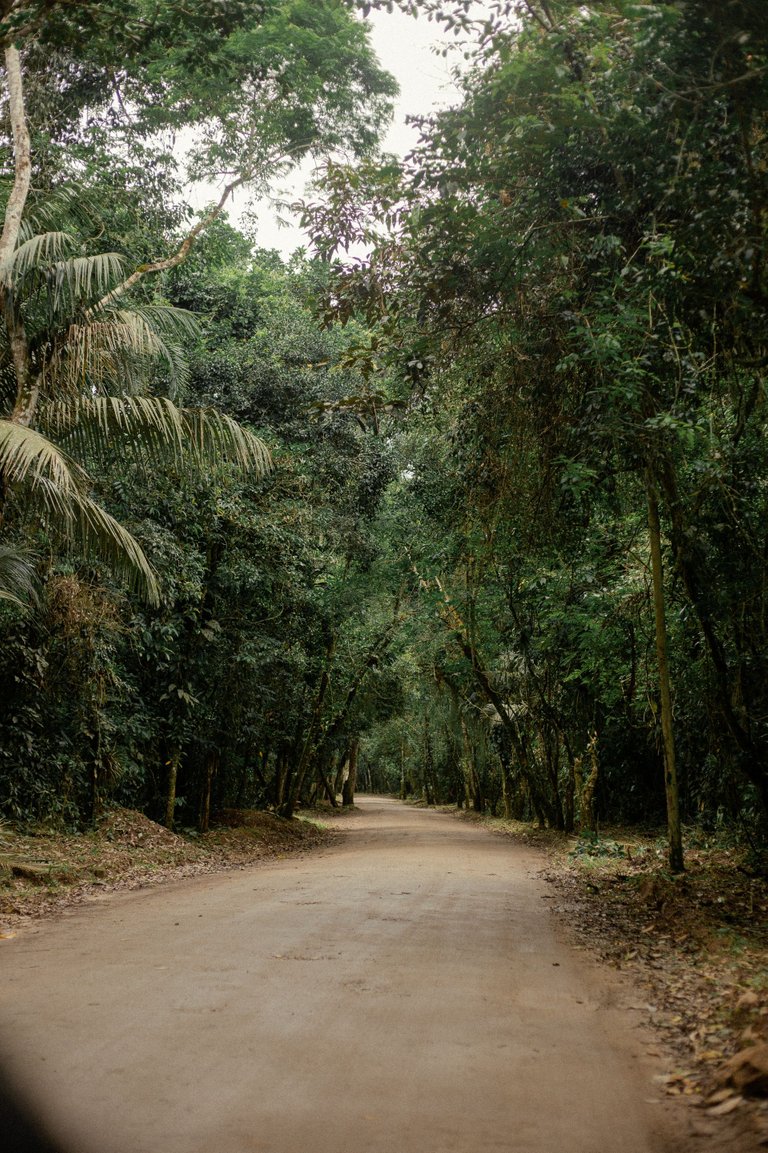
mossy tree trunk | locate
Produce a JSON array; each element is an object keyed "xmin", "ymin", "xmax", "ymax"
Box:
[{"xmin": 164, "ymin": 748, "xmax": 181, "ymax": 831}]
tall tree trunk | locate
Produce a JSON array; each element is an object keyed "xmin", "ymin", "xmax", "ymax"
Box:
[
  {"xmin": 199, "ymin": 750, "xmax": 219, "ymax": 833},
  {"xmin": 647, "ymin": 475, "xmax": 684, "ymax": 873},
  {"xmin": 423, "ymin": 713, "xmax": 435, "ymax": 805},
  {"xmin": 460, "ymin": 718, "xmax": 483, "ymax": 812},
  {"xmin": 342, "ymin": 738, "xmax": 359, "ymax": 807},
  {"xmin": 238, "ymin": 745, "xmax": 268, "ymax": 808},
  {"xmin": 292, "ymin": 616, "xmax": 399, "ymax": 816},
  {"xmin": 399, "ymin": 740, "xmax": 408, "ymax": 799},
  {"xmin": 542, "ymin": 728, "xmax": 564, "ymax": 830},
  {"xmin": 317, "ymin": 757, "xmax": 339, "ymax": 807},
  {"xmin": 563, "ymin": 756, "xmax": 576, "ymax": 834},
  {"xmin": 0, "ymin": 46, "xmax": 38, "ymax": 429},
  {"xmin": 579, "ymin": 733, "xmax": 600, "ymax": 834},
  {"xmin": 164, "ymin": 748, "xmax": 181, "ymax": 831},
  {"xmin": 498, "ymin": 733, "xmax": 514, "ymax": 819},
  {"xmin": 432, "ymin": 582, "xmax": 558, "ymax": 825},
  {"xmin": 657, "ymin": 454, "xmax": 768, "ymax": 816},
  {"xmin": 274, "ymin": 750, "xmax": 290, "ymax": 811},
  {"xmin": 333, "ymin": 750, "xmax": 348, "ymax": 797},
  {"xmin": 0, "ymin": 48, "xmax": 31, "ymax": 266}
]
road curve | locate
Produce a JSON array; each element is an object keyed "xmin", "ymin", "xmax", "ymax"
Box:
[{"xmin": 0, "ymin": 796, "xmax": 685, "ymax": 1153}]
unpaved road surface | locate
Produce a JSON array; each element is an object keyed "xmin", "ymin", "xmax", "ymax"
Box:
[{"xmin": 1, "ymin": 797, "xmax": 691, "ymax": 1153}]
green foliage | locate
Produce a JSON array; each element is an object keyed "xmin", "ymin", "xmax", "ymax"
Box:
[
  {"xmin": 300, "ymin": 0, "xmax": 768, "ymax": 842},
  {"xmin": 4, "ymin": 0, "xmax": 768, "ymax": 856},
  {"xmin": 570, "ymin": 834, "xmax": 631, "ymax": 861},
  {"xmin": 0, "ymin": 0, "xmax": 404, "ymax": 825},
  {"xmin": 4, "ymin": 0, "xmax": 397, "ymax": 201}
]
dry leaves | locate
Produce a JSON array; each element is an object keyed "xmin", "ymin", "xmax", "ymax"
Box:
[
  {"xmin": 540, "ymin": 829, "xmax": 768, "ymax": 1142},
  {"xmin": 0, "ymin": 807, "xmax": 332, "ymax": 930}
]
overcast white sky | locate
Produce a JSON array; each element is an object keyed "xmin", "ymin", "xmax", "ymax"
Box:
[
  {"xmin": 195, "ymin": 8, "xmax": 466, "ymax": 255},
  {"xmin": 365, "ymin": 7, "xmax": 464, "ymax": 155}
]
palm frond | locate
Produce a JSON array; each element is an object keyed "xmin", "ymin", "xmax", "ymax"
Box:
[
  {"xmin": 181, "ymin": 408, "xmax": 273, "ymax": 474},
  {"xmin": 0, "ymin": 418, "xmax": 86, "ymax": 498},
  {"xmin": 6, "ymin": 476, "xmax": 160, "ymax": 606},
  {"xmin": 53, "ymin": 317, "xmax": 166, "ymax": 393},
  {"xmin": 49, "ymin": 253, "xmax": 127, "ymax": 311},
  {"xmin": 2, "ymin": 231, "xmax": 75, "ymax": 285},
  {"xmin": 45, "ymin": 395, "xmax": 186, "ymax": 459},
  {"xmin": 19, "ymin": 476, "xmax": 160, "ymax": 605},
  {"xmin": 0, "ymin": 420, "xmax": 160, "ymax": 604},
  {"xmin": 48, "ymin": 305, "xmax": 196, "ymax": 395},
  {"xmin": 108, "ymin": 306, "xmax": 194, "ymax": 388},
  {"xmin": 0, "ymin": 543, "xmax": 39, "ymax": 608},
  {"xmin": 43, "ymin": 397, "xmax": 272, "ymax": 476},
  {"xmin": 20, "ymin": 187, "xmax": 99, "ymax": 239},
  {"xmin": 62, "ymin": 488, "xmax": 161, "ymax": 606},
  {"xmin": 120, "ymin": 304, "xmax": 200, "ymax": 342}
]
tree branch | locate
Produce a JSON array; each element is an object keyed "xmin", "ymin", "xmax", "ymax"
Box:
[
  {"xmin": 91, "ymin": 140, "xmax": 313, "ymax": 316},
  {"xmin": 91, "ymin": 173, "xmax": 248, "ymax": 314}
]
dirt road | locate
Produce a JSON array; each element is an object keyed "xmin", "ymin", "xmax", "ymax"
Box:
[{"xmin": 0, "ymin": 797, "xmax": 689, "ymax": 1153}]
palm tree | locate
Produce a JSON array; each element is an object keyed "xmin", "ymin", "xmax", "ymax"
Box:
[
  {"xmin": 0, "ymin": 233, "xmax": 272, "ymax": 605},
  {"xmin": 0, "ymin": 45, "xmax": 271, "ymax": 607}
]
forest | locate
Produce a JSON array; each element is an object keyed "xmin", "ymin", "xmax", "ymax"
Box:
[{"xmin": 1, "ymin": 0, "xmax": 767, "ymax": 877}]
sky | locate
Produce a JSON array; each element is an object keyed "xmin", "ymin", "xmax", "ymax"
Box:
[
  {"xmin": 197, "ymin": 7, "xmax": 466, "ymax": 256},
  {"xmin": 359, "ymin": 8, "xmax": 464, "ymax": 156}
]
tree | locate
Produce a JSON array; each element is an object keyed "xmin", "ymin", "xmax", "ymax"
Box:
[
  {"xmin": 0, "ymin": 0, "xmax": 396, "ymax": 603},
  {"xmin": 0, "ymin": 2, "xmax": 401, "ymax": 825},
  {"xmin": 302, "ymin": 0, "xmax": 768, "ymax": 859}
]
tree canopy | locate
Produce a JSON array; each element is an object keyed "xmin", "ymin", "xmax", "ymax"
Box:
[{"xmin": 1, "ymin": 0, "xmax": 768, "ymax": 877}]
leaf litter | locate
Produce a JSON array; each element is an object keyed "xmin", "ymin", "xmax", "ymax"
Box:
[
  {"xmin": 545, "ymin": 828, "xmax": 768, "ymax": 1147},
  {"xmin": 0, "ymin": 806, "xmax": 333, "ymax": 931}
]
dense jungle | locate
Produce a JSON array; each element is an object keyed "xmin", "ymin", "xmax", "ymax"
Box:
[{"xmin": 1, "ymin": 0, "xmax": 768, "ymax": 882}]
